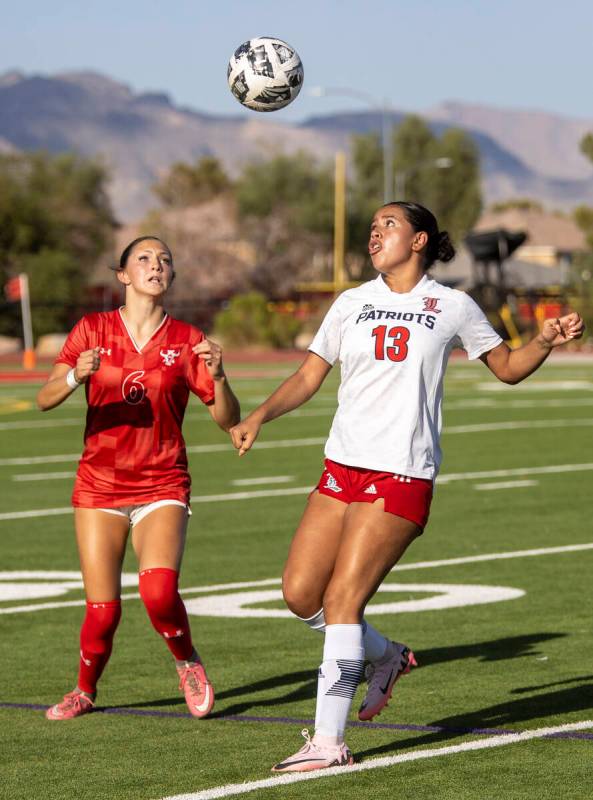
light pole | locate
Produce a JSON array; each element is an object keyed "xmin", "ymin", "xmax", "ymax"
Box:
[
  {"xmin": 310, "ymin": 86, "xmax": 394, "ymax": 202},
  {"xmin": 394, "ymin": 157, "xmax": 453, "ymax": 200}
]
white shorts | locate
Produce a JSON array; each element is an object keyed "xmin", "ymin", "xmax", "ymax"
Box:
[{"xmin": 97, "ymin": 499, "xmax": 191, "ymax": 528}]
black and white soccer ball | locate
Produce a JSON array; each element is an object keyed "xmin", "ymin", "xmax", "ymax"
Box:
[{"xmin": 227, "ymin": 37, "xmax": 304, "ymax": 112}]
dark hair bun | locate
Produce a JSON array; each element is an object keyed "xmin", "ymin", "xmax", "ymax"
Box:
[{"xmin": 437, "ymin": 231, "xmax": 455, "ymax": 263}]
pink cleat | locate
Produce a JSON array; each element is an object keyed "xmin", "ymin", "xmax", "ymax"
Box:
[
  {"xmin": 46, "ymin": 690, "xmax": 95, "ymax": 721},
  {"xmin": 271, "ymin": 729, "xmax": 353, "ymax": 773},
  {"xmin": 358, "ymin": 641, "xmax": 417, "ymax": 721},
  {"xmin": 177, "ymin": 660, "xmax": 214, "ymax": 718}
]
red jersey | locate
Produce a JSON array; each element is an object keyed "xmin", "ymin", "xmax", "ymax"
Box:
[{"xmin": 55, "ymin": 309, "xmax": 215, "ymax": 508}]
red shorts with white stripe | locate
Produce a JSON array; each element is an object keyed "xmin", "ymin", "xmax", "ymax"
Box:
[{"xmin": 314, "ymin": 458, "xmax": 433, "ymax": 530}]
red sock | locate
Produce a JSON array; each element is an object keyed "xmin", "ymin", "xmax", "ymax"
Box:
[
  {"xmin": 138, "ymin": 568, "xmax": 194, "ymax": 661},
  {"xmin": 78, "ymin": 600, "xmax": 121, "ymax": 694}
]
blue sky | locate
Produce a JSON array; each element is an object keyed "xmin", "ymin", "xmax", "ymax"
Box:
[{"xmin": 3, "ymin": 0, "xmax": 592, "ymax": 121}]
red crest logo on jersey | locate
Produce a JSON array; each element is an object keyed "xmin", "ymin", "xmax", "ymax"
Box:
[
  {"xmin": 160, "ymin": 349, "xmax": 180, "ymax": 366},
  {"xmin": 422, "ymin": 297, "xmax": 441, "ymax": 313}
]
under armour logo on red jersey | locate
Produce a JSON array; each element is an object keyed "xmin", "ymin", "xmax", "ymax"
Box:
[
  {"xmin": 99, "ymin": 347, "xmax": 112, "ymax": 356},
  {"xmin": 422, "ymin": 297, "xmax": 441, "ymax": 313},
  {"xmin": 160, "ymin": 349, "xmax": 180, "ymax": 366}
]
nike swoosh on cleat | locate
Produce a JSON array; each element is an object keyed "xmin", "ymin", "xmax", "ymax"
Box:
[
  {"xmin": 194, "ymin": 684, "xmax": 212, "ymax": 713},
  {"xmin": 379, "ymin": 669, "xmax": 395, "ymax": 694},
  {"xmin": 276, "ymin": 759, "xmax": 328, "ymax": 768}
]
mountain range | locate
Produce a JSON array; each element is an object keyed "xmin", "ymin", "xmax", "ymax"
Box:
[{"xmin": 2, "ymin": 70, "xmax": 592, "ymax": 222}]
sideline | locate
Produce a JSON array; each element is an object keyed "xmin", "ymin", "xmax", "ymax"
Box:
[{"xmin": 158, "ymin": 720, "xmax": 593, "ymax": 800}]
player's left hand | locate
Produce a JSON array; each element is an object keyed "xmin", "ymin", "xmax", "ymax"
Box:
[
  {"xmin": 193, "ymin": 338, "xmax": 225, "ymax": 379},
  {"xmin": 540, "ymin": 312, "xmax": 584, "ymax": 348}
]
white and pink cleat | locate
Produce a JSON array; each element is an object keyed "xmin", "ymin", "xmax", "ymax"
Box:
[
  {"xmin": 358, "ymin": 641, "xmax": 417, "ymax": 721},
  {"xmin": 177, "ymin": 660, "xmax": 215, "ymax": 718},
  {"xmin": 46, "ymin": 690, "xmax": 95, "ymax": 720},
  {"xmin": 272, "ymin": 729, "xmax": 353, "ymax": 773}
]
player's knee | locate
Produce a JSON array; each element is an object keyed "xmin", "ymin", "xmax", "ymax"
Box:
[
  {"xmin": 281, "ymin": 573, "xmax": 321, "ymax": 618},
  {"xmin": 138, "ymin": 568, "xmax": 179, "ymax": 617}
]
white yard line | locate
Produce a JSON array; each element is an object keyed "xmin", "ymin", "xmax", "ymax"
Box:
[
  {"xmin": 2, "ymin": 461, "xmax": 593, "ymax": 521},
  {"xmin": 477, "ymin": 380, "xmax": 593, "ymax": 391},
  {"xmin": 159, "ymin": 720, "xmax": 593, "ymax": 800},
  {"xmin": 0, "ymin": 418, "xmax": 82, "ymax": 431},
  {"xmin": 436, "ymin": 462, "xmax": 593, "ymax": 483},
  {"xmin": 443, "ymin": 418, "xmax": 593, "ymax": 434},
  {"xmin": 474, "ymin": 480, "xmax": 539, "ymax": 491},
  {"xmin": 231, "ymin": 476, "xmax": 294, "ymax": 486},
  {"xmin": 12, "ymin": 471, "xmax": 76, "ymax": 482},
  {"xmin": 392, "ymin": 542, "xmax": 593, "ymax": 572}
]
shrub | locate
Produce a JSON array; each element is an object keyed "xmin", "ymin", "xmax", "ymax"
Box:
[{"xmin": 213, "ymin": 292, "xmax": 301, "ymax": 348}]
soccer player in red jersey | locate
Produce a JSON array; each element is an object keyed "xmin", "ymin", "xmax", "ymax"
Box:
[
  {"xmin": 38, "ymin": 236, "xmax": 240, "ymax": 720},
  {"xmin": 230, "ymin": 202, "xmax": 585, "ymax": 772}
]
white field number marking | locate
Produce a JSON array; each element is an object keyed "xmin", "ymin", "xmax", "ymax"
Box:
[
  {"xmin": 182, "ymin": 582, "xmax": 524, "ymax": 618},
  {"xmin": 1, "ymin": 542, "xmax": 593, "ymax": 615}
]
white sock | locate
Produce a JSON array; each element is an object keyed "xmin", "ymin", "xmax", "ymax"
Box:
[
  {"xmin": 314, "ymin": 624, "xmax": 364, "ymax": 742},
  {"xmin": 361, "ymin": 619, "xmax": 389, "ymax": 662},
  {"xmin": 300, "ymin": 609, "xmax": 389, "ymax": 662}
]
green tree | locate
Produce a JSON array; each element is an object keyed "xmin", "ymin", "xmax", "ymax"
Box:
[
  {"xmin": 580, "ymin": 133, "xmax": 593, "ymax": 163},
  {"xmin": 349, "ymin": 115, "xmax": 482, "ymax": 254},
  {"xmin": 153, "ymin": 156, "xmax": 231, "ymax": 207},
  {"xmin": 0, "ymin": 152, "xmax": 114, "ymax": 337},
  {"xmin": 235, "ymin": 152, "xmax": 334, "ymax": 235}
]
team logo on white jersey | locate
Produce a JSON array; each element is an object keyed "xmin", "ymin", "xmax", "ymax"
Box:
[
  {"xmin": 323, "ymin": 472, "xmax": 343, "ymax": 493},
  {"xmin": 422, "ymin": 297, "xmax": 441, "ymax": 313},
  {"xmin": 99, "ymin": 347, "xmax": 112, "ymax": 356},
  {"xmin": 160, "ymin": 349, "xmax": 180, "ymax": 366},
  {"xmin": 363, "ymin": 483, "xmax": 378, "ymax": 495}
]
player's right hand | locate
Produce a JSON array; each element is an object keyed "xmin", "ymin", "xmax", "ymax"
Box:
[
  {"xmin": 74, "ymin": 347, "xmax": 101, "ymax": 383},
  {"xmin": 229, "ymin": 417, "xmax": 262, "ymax": 456}
]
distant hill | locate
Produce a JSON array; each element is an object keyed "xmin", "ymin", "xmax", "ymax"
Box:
[{"xmin": 2, "ymin": 70, "xmax": 592, "ymax": 222}]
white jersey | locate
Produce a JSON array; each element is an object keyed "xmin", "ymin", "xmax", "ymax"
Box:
[{"xmin": 308, "ymin": 274, "xmax": 502, "ymax": 480}]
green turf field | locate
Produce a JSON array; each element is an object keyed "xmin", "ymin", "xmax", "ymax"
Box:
[{"xmin": 1, "ymin": 356, "xmax": 592, "ymax": 800}]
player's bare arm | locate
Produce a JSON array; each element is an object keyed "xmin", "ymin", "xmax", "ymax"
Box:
[
  {"xmin": 193, "ymin": 338, "xmax": 240, "ymax": 431},
  {"xmin": 37, "ymin": 347, "xmax": 101, "ymax": 411},
  {"xmin": 230, "ymin": 352, "xmax": 332, "ymax": 455},
  {"xmin": 480, "ymin": 312, "xmax": 584, "ymax": 384}
]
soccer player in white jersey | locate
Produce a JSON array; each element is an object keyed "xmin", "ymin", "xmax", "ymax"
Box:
[{"xmin": 230, "ymin": 202, "xmax": 584, "ymax": 772}]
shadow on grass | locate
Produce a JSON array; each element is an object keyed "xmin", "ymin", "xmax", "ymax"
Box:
[
  {"xmin": 109, "ymin": 631, "xmax": 568, "ymax": 716},
  {"xmin": 356, "ymin": 681, "xmax": 593, "ymax": 760},
  {"xmin": 111, "ymin": 669, "xmax": 317, "ymax": 713}
]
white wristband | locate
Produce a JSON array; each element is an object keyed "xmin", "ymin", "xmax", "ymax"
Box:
[{"xmin": 66, "ymin": 368, "xmax": 81, "ymax": 390}]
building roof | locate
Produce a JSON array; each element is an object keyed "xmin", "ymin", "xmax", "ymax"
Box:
[{"xmin": 474, "ymin": 208, "xmax": 586, "ymax": 251}]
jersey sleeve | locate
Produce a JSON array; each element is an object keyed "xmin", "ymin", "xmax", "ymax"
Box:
[
  {"xmin": 186, "ymin": 328, "xmax": 215, "ymax": 404},
  {"xmin": 54, "ymin": 317, "xmax": 91, "ymax": 367},
  {"xmin": 454, "ymin": 293, "xmax": 503, "ymax": 360},
  {"xmin": 308, "ymin": 297, "xmax": 344, "ymax": 366}
]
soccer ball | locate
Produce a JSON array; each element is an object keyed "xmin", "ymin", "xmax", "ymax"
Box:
[{"xmin": 227, "ymin": 37, "xmax": 304, "ymax": 112}]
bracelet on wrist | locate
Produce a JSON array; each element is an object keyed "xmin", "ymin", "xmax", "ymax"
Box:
[{"xmin": 66, "ymin": 368, "xmax": 82, "ymax": 390}]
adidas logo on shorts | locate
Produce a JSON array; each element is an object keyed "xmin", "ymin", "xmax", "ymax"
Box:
[{"xmin": 363, "ymin": 483, "xmax": 378, "ymax": 494}]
